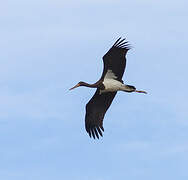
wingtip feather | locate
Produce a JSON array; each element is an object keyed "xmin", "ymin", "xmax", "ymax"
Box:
[
  {"xmin": 113, "ymin": 37, "xmax": 122, "ymax": 46},
  {"xmin": 91, "ymin": 129, "xmax": 96, "ymax": 139},
  {"xmin": 112, "ymin": 37, "xmax": 131, "ymax": 51},
  {"xmin": 94, "ymin": 128, "xmax": 99, "ymax": 139}
]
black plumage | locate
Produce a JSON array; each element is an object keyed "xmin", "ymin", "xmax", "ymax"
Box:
[
  {"xmin": 69, "ymin": 37, "xmax": 146, "ymax": 139},
  {"xmin": 85, "ymin": 38, "xmax": 130, "ymax": 139}
]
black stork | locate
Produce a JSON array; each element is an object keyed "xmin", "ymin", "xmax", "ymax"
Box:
[{"xmin": 70, "ymin": 37, "xmax": 147, "ymax": 139}]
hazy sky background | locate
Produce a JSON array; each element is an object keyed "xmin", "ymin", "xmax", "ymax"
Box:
[{"xmin": 0, "ymin": 0, "xmax": 188, "ymax": 179}]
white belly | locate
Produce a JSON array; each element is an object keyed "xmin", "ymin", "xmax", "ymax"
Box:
[{"xmin": 101, "ymin": 79, "xmax": 124, "ymax": 93}]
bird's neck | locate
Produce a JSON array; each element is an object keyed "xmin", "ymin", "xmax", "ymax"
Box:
[{"xmin": 81, "ymin": 80, "xmax": 102, "ymax": 88}]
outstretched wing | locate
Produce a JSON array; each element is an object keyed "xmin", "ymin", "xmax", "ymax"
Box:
[
  {"xmin": 85, "ymin": 89, "xmax": 117, "ymax": 139},
  {"xmin": 101, "ymin": 37, "xmax": 130, "ymax": 82}
]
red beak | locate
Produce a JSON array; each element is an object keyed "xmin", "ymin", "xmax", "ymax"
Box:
[{"xmin": 69, "ymin": 84, "xmax": 80, "ymax": 90}]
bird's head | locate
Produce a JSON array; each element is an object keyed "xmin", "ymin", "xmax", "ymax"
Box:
[{"xmin": 69, "ymin": 81, "xmax": 85, "ymax": 90}]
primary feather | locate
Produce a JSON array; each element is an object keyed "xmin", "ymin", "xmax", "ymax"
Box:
[{"xmin": 85, "ymin": 38, "xmax": 130, "ymax": 139}]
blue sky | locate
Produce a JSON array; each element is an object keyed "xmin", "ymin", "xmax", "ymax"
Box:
[{"xmin": 0, "ymin": 0, "xmax": 188, "ymax": 179}]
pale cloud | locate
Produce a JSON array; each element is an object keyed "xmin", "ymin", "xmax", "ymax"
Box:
[
  {"xmin": 0, "ymin": 0, "xmax": 188, "ymax": 180},
  {"xmin": 114, "ymin": 140, "xmax": 188, "ymax": 159}
]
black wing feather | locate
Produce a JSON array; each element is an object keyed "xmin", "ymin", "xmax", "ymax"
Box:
[
  {"xmin": 101, "ymin": 37, "xmax": 130, "ymax": 81},
  {"xmin": 85, "ymin": 89, "xmax": 117, "ymax": 139},
  {"xmin": 85, "ymin": 38, "xmax": 130, "ymax": 139}
]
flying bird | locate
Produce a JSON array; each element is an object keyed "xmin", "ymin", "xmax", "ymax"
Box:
[{"xmin": 70, "ymin": 38, "xmax": 147, "ymax": 139}]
